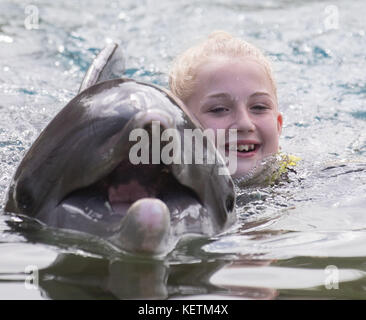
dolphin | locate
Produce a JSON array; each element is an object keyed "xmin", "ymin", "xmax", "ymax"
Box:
[{"xmin": 4, "ymin": 44, "xmax": 236, "ymax": 255}]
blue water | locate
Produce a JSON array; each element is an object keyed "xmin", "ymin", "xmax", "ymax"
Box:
[{"xmin": 0, "ymin": 0, "xmax": 365, "ymax": 299}]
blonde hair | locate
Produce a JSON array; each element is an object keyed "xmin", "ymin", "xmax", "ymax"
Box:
[{"xmin": 169, "ymin": 31, "xmax": 277, "ymax": 103}]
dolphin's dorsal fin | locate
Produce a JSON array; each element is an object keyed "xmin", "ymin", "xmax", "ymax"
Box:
[{"xmin": 78, "ymin": 43, "xmax": 125, "ymax": 93}]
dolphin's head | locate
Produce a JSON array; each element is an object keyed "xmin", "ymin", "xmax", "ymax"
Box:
[{"xmin": 5, "ymin": 79, "xmax": 236, "ymax": 254}]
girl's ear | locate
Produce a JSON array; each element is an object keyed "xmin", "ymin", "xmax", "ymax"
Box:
[{"xmin": 277, "ymin": 112, "xmax": 283, "ymax": 135}]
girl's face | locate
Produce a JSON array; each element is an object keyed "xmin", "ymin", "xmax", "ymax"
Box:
[{"xmin": 186, "ymin": 57, "xmax": 283, "ymax": 178}]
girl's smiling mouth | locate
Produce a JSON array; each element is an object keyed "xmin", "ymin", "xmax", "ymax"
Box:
[{"xmin": 224, "ymin": 140, "xmax": 261, "ymax": 158}]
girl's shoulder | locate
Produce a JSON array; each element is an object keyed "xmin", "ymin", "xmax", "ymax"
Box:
[{"xmin": 234, "ymin": 153, "xmax": 301, "ymax": 188}]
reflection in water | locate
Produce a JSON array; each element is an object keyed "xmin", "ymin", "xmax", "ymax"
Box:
[
  {"xmin": 5, "ymin": 212, "xmax": 277, "ymax": 299},
  {"xmin": 39, "ymin": 254, "xmax": 167, "ymax": 299},
  {"xmin": 36, "ymin": 252, "xmax": 277, "ymax": 300}
]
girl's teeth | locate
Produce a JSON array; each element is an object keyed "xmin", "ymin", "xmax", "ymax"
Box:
[
  {"xmin": 227, "ymin": 144, "xmax": 257, "ymax": 152},
  {"xmin": 236, "ymin": 144, "xmax": 256, "ymax": 152}
]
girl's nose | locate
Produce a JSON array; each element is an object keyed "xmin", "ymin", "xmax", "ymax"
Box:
[{"xmin": 229, "ymin": 106, "xmax": 255, "ymax": 133}]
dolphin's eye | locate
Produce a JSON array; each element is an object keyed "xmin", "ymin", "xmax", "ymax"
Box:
[
  {"xmin": 225, "ymin": 195, "xmax": 234, "ymax": 212},
  {"xmin": 16, "ymin": 187, "xmax": 33, "ymax": 213}
]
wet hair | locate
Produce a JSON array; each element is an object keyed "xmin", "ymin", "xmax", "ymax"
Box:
[{"xmin": 169, "ymin": 31, "xmax": 277, "ymax": 103}]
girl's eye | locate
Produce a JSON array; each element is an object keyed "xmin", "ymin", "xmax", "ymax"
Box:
[
  {"xmin": 208, "ymin": 105, "xmax": 230, "ymax": 114},
  {"xmin": 251, "ymin": 105, "xmax": 269, "ymax": 112}
]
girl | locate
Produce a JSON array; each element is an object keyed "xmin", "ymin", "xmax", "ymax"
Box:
[{"xmin": 169, "ymin": 31, "xmax": 296, "ymax": 184}]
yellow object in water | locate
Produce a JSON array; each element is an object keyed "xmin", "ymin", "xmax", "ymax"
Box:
[
  {"xmin": 279, "ymin": 154, "xmax": 301, "ymax": 174},
  {"xmin": 266, "ymin": 153, "xmax": 301, "ymax": 185}
]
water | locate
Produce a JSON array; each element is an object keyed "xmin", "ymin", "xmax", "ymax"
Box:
[{"xmin": 0, "ymin": 0, "xmax": 365, "ymax": 299}]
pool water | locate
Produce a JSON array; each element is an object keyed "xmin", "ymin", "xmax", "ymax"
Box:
[{"xmin": 0, "ymin": 0, "xmax": 365, "ymax": 299}]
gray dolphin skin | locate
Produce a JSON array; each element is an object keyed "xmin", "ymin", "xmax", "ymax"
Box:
[{"xmin": 5, "ymin": 44, "xmax": 236, "ymax": 255}]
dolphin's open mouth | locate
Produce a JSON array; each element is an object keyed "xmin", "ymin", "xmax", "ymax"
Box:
[
  {"xmin": 56, "ymin": 112, "xmax": 204, "ymax": 224},
  {"xmin": 104, "ymin": 160, "xmax": 173, "ymax": 216},
  {"xmin": 62, "ymin": 156, "xmax": 201, "ymax": 220}
]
